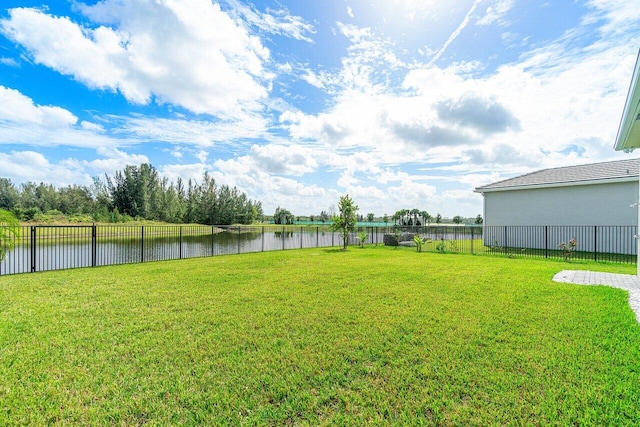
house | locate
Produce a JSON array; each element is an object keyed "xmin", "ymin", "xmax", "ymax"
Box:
[
  {"xmin": 473, "ymin": 48, "xmax": 640, "ymax": 257},
  {"xmin": 475, "ymin": 159, "xmax": 640, "ymax": 227},
  {"xmin": 474, "ymin": 159, "xmax": 639, "ymax": 254},
  {"xmin": 614, "ymin": 48, "xmax": 640, "ymax": 272}
]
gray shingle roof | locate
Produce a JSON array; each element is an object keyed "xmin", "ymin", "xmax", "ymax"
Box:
[{"xmin": 475, "ymin": 158, "xmax": 640, "ymax": 192}]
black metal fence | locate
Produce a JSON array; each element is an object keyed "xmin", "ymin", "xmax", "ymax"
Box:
[{"xmin": 0, "ymin": 224, "xmax": 636, "ymax": 276}]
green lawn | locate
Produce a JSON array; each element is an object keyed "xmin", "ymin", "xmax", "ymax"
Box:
[{"xmin": 1, "ymin": 247, "xmax": 639, "ymax": 425}]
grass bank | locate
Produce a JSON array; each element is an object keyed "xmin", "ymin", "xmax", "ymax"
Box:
[{"xmin": 1, "ymin": 248, "xmax": 639, "ymax": 425}]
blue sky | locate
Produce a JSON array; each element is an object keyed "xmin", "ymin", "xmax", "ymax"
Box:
[{"xmin": 0, "ymin": 0, "xmax": 639, "ymax": 218}]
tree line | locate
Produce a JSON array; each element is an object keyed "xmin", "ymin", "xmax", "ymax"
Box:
[{"xmin": 0, "ymin": 163, "xmax": 263, "ymax": 225}]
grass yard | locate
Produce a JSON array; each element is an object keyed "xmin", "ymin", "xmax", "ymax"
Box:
[{"xmin": 1, "ymin": 247, "xmax": 639, "ymax": 425}]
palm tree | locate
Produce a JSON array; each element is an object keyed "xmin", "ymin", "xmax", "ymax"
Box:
[
  {"xmin": 420, "ymin": 210, "xmax": 431, "ymax": 226},
  {"xmin": 400, "ymin": 208, "xmax": 409, "ymax": 226},
  {"xmin": 410, "ymin": 208, "xmax": 420, "ymax": 227}
]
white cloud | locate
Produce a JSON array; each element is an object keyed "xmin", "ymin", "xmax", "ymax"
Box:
[
  {"xmin": 0, "ymin": 57, "xmax": 19, "ymax": 67},
  {"xmin": 211, "ymin": 152, "xmax": 326, "ymax": 214},
  {"xmin": 338, "ymin": 178, "xmax": 438, "ymax": 217},
  {"xmin": 0, "ymin": 85, "xmax": 77, "ymax": 126},
  {"xmin": 1, "ymin": 1, "xmax": 272, "ymax": 116},
  {"xmin": 115, "ymin": 113, "xmax": 269, "ymax": 148},
  {"xmin": 84, "ymin": 146, "xmax": 149, "ymax": 175},
  {"xmin": 224, "ymin": 0, "xmax": 315, "ymax": 42},
  {"xmin": 80, "ymin": 121, "xmax": 104, "ymax": 132},
  {"xmin": 272, "ymin": 0, "xmax": 640, "ymax": 217},
  {"xmin": 332, "ymin": 22, "xmax": 404, "ymax": 90},
  {"xmin": 251, "ymin": 144, "xmax": 317, "ymax": 176},
  {"xmin": 160, "ymin": 163, "xmax": 207, "ymax": 185},
  {"xmin": 0, "ymin": 151, "xmax": 90, "ymax": 186},
  {"xmin": 584, "ymin": 0, "xmax": 640, "ymax": 34},
  {"xmin": 300, "ymin": 69, "xmax": 324, "ymax": 89},
  {"xmin": 0, "ymin": 86, "xmax": 119, "ymax": 148},
  {"xmin": 477, "ymin": 0, "xmax": 514, "ymax": 26}
]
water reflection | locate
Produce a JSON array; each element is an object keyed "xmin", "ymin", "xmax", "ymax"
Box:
[{"xmin": 0, "ymin": 228, "xmax": 351, "ymax": 275}]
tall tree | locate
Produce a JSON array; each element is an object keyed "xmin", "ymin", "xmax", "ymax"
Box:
[
  {"xmin": 420, "ymin": 210, "xmax": 431, "ymax": 226},
  {"xmin": 59, "ymin": 185, "xmax": 94, "ymax": 214},
  {"xmin": 19, "ymin": 182, "xmax": 39, "ymax": 210},
  {"xmin": 35, "ymin": 182, "xmax": 59, "ymax": 213},
  {"xmin": 410, "ymin": 208, "xmax": 420, "ymax": 226},
  {"xmin": 274, "ymin": 206, "xmax": 293, "ymax": 225},
  {"xmin": 331, "ymin": 194, "xmax": 359, "ymax": 250},
  {"xmin": 0, "ymin": 178, "xmax": 19, "ymax": 210},
  {"xmin": 0, "ymin": 209, "xmax": 19, "ymax": 261}
]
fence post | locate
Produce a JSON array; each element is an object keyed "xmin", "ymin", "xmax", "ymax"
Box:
[
  {"xmin": 180, "ymin": 226, "xmax": 183, "ymax": 259},
  {"xmin": 594, "ymin": 225, "xmax": 597, "ymax": 262},
  {"xmin": 211, "ymin": 225, "xmax": 215, "ymax": 256},
  {"xmin": 30, "ymin": 226, "xmax": 36, "ymax": 273},
  {"xmin": 545, "ymin": 226, "xmax": 548, "ymax": 259},
  {"xmin": 471, "ymin": 226, "xmax": 474, "ymax": 254},
  {"xmin": 503, "ymin": 226, "xmax": 507, "ymax": 256},
  {"xmin": 300, "ymin": 226, "xmax": 303, "ymax": 249},
  {"xmin": 141, "ymin": 226, "xmax": 145, "ymax": 263},
  {"xmin": 237, "ymin": 227, "xmax": 241, "ymax": 254},
  {"xmin": 91, "ymin": 224, "xmax": 97, "ymax": 267},
  {"xmin": 316, "ymin": 226, "xmax": 319, "ymax": 247},
  {"xmin": 262, "ymin": 226, "xmax": 265, "ymax": 252},
  {"xmin": 282, "ymin": 226, "xmax": 285, "ymax": 250}
]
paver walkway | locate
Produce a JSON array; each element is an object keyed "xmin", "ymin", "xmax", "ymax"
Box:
[{"xmin": 553, "ymin": 270, "xmax": 640, "ymax": 323}]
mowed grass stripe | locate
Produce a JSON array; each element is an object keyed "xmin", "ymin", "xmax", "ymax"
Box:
[{"xmin": 1, "ymin": 247, "xmax": 639, "ymax": 425}]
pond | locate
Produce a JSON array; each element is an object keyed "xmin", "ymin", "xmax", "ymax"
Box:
[{"xmin": 0, "ymin": 226, "xmax": 390, "ymax": 275}]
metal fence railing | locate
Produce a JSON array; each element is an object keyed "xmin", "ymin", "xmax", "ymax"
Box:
[{"xmin": 0, "ymin": 224, "xmax": 636, "ymax": 275}]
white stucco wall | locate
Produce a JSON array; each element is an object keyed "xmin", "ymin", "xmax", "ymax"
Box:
[
  {"xmin": 480, "ymin": 180, "xmax": 638, "ymax": 255},
  {"xmin": 482, "ymin": 180, "xmax": 638, "ymax": 227}
]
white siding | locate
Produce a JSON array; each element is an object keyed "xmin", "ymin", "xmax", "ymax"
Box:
[{"xmin": 483, "ymin": 181, "xmax": 638, "ymax": 227}]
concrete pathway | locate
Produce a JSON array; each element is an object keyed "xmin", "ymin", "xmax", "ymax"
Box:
[{"xmin": 553, "ymin": 270, "xmax": 640, "ymax": 323}]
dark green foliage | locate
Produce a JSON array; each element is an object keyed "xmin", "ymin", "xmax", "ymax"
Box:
[
  {"xmin": 274, "ymin": 207, "xmax": 294, "ymax": 224},
  {"xmin": 0, "ymin": 178, "xmax": 19, "ymax": 210},
  {"xmin": 392, "ymin": 208, "xmax": 431, "ymax": 226},
  {"xmin": 0, "ymin": 209, "xmax": 18, "ymax": 260},
  {"xmin": 0, "ymin": 163, "xmax": 262, "ymax": 225}
]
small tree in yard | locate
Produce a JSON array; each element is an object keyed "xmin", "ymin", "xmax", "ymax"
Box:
[
  {"xmin": 0, "ymin": 209, "xmax": 19, "ymax": 260},
  {"xmin": 357, "ymin": 231, "xmax": 368, "ymax": 248},
  {"xmin": 331, "ymin": 194, "xmax": 359, "ymax": 250}
]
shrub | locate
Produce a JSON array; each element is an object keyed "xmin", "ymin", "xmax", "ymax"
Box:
[{"xmin": 559, "ymin": 238, "xmax": 577, "ymax": 262}]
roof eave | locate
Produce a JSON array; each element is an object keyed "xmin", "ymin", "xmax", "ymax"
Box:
[
  {"xmin": 475, "ymin": 176, "xmax": 639, "ymax": 193},
  {"xmin": 614, "ymin": 49, "xmax": 640, "ymax": 151}
]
